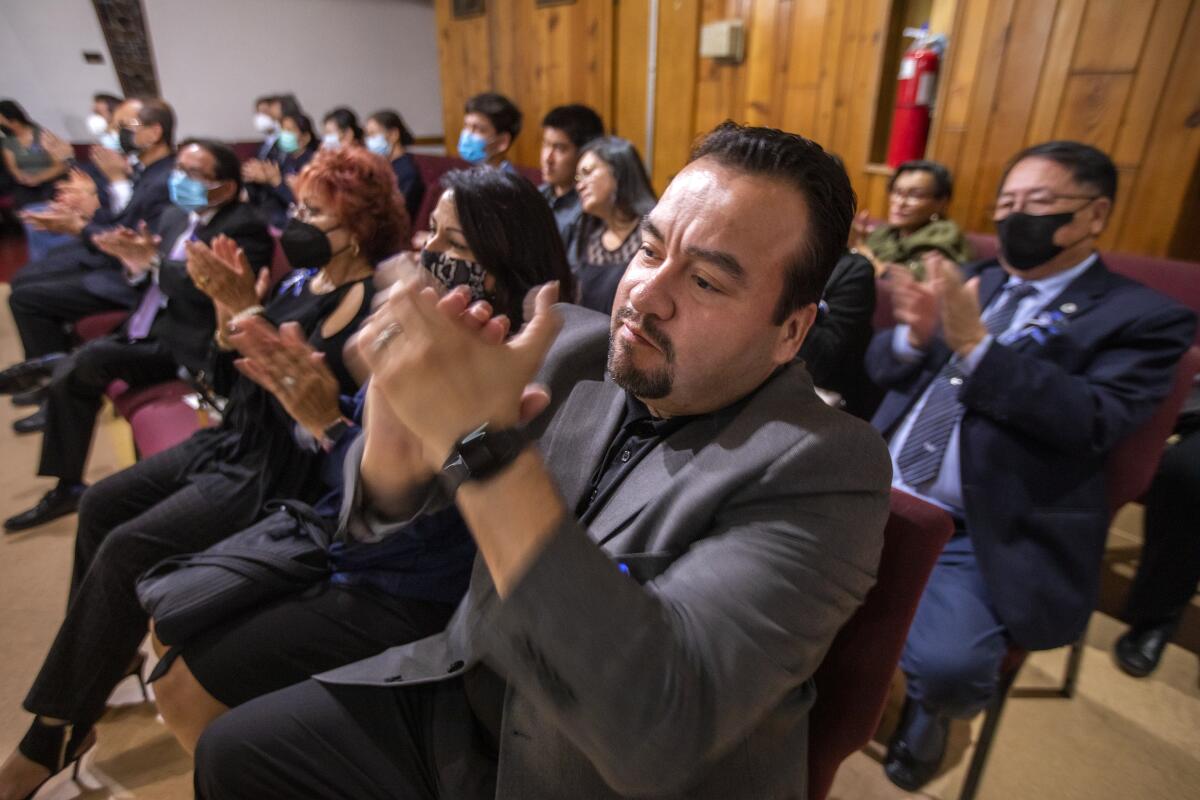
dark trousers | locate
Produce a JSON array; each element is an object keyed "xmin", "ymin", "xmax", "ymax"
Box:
[
  {"xmin": 9, "ymin": 250, "xmax": 129, "ymax": 359},
  {"xmin": 1124, "ymin": 428, "xmax": 1200, "ymax": 630},
  {"xmin": 194, "ymin": 677, "xmax": 498, "ymax": 800},
  {"xmin": 23, "ymin": 441, "xmax": 263, "ymax": 727},
  {"xmin": 40, "ymin": 335, "xmax": 178, "ymax": 484},
  {"xmin": 896, "ymin": 530, "xmax": 1009, "ymax": 759}
]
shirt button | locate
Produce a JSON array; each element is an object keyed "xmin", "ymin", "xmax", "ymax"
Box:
[
  {"xmin": 620, "ymin": 450, "xmax": 632, "ymax": 462},
  {"xmin": 949, "ymin": 376, "xmax": 964, "ymax": 386}
]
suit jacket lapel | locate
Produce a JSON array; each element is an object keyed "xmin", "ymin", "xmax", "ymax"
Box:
[
  {"xmin": 540, "ymin": 378, "xmax": 626, "ymax": 511},
  {"xmin": 1008, "ymin": 258, "xmax": 1111, "ymax": 354},
  {"xmin": 586, "ymin": 412, "xmax": 728, "ymax": 547}
]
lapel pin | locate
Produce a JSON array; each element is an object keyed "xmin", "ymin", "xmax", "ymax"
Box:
[{"xmin": 1060, "ymin": 302, "xmax": 1078, "ymax": 314}]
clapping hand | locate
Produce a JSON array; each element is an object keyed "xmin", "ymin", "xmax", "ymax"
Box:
[
  {"xmin": 186, "ymin": 234, "xmax": 270, "ymax": 317},
  {"xmin": 93, "ymin": 221, "xmax": 161, "ymax": 275},
  {"xmin": 230, "ymin": 317, "xmax": 342, "ymax": 438},
  {"xmin": 19, "ymin": 202, "xmax": 87, "ymax": 235},
  {"xmin": 89, "ymin": 145, "xmax": 130, "ymax": 181},
  {"xmin": 887, "ymin": 260, "xmax": 939, "ymax": 349},
  {"xmin": 360, "ymin": 281, "xmax": 561, "ymax": 469},
  {"xmin": 925, "ymin": 252, "xmax": 986, "ymax": 356},
  {"xmin": 41, "ymin": 130, "xmax": 74, "ymax": 163},
  {"xmin": 241, "ymin": 159, "xmax": 267, "ymax": 184}
]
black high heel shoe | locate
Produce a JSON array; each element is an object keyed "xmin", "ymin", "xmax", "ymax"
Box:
[
  {"xmin": 15, "ymin": 716, "xmax": 96, "ymax": 799},
  {"xmin": 124, "ymin": 651, "xmax": 150, "ymax": 702}
]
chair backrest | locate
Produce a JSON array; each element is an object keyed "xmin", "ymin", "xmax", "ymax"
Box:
[
  {"xmin": 808, "ymin": 489, "xmax": 955, "ymax": 800},
  {"xmin": 1105, "ymin": 346, "xmax": 1200, "ymax": 515},
  {"xmin": 411, "ymin": 154, "xmax": 471, "ymax": 233}
]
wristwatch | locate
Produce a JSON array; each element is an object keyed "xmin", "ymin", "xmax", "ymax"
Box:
[
  {"xmin": 440, "ymin": 423, "xmax": 528, "ymax": 494},
  {"xmin": 319, "ymin": 417, "xmax": 355, "ymax": 452}
]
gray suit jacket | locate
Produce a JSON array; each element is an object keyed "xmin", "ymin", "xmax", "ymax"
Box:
[{"xmin": 320, "ymin": 304, "xmax": 891, "ymax": 799}]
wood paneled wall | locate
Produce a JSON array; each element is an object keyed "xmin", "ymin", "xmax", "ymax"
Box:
[
  {"xmin": 434, "ymin": 0, "xmax": 1200, "ymax": 258},
  {"xmin": 433, "ymin": 0, "xmax": 614, "ymax": 169},
  {"xmin": 928, "ymin": 0, "xmax": 1200, "ymax": 256}
]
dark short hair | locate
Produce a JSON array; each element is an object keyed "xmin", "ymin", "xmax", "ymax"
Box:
[
  {"xmin": 440, "ymin": 167, "xmax": 574, "ymax": 329},
  {"xmin": 890, "ymin": 159, "xmax": 953, "ymax": 199},
  {"xmin": 93, "ymin": 93, "xmax": 122, "ymax": 115},
  {"xmin": 369, "ymin": 110, "xmax": 415, "ymax": 147},
  {"xmin": 465, "ymin": 92, "xmax": 523, "ymax": 139},
  {"xmin": 179, "ymin": 137, "xmax": 243, "ymax": 193},
  {"xmin": 323, "ymin": 107, "xmax": 362, "ymax": 142},
  {"xmin": 1001, "ymin": 140, "xmax": 1118, "ymax": 202},
  {"xmin": 0, "ymin": 99, "xmax": 32, "ymax": 126},
  {"xmin": 254, "ymin": 94, "xmax": 276, "ymax": 109},
  {"xmin": 276, "ymin": 93, "xmax": 302, "ymax": 119},
  {"xmin": 137, "ymin": 97, "xmax": 176, "ymax": 149},
  {"xmin": 690, "ymin": 121, "xmax": 856, "ymax": 324},
  {"xmin": 579, "ymin": 136, "xmax": 657, "ymax": 220},
  {"xmin": 282, "ymin": 111, "xmax": 316, "ymax": 149},
  {"xmin": 541, "ymin": 104, "xmax": 604, "ymax": 149}
]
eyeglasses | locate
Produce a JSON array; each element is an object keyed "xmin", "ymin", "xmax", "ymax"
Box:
[
  {"xmin": 574, "ymin": 164, "xmax": 609, "ymax": 184},
  {"xmin": 287, "ymin": 203, "xmax": 324, "ymax": 223},
  {"xmin": 172, "ymin": 168, "xmax": 220, "ymax": 188},
  {"xmin": 993, "ymin": 191, "xmax": 1098, "ymax": 216},
  {"xmin": 889, "ymin": 188, "xmax": 936, "ymax": 202}
]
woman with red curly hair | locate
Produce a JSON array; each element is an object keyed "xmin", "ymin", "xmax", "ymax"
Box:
[{"xmin": 0, "ymin": 146, "xmax": 409, "ymax": 800}]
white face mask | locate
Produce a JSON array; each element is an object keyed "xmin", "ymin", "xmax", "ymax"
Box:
[
  {"xmin": 86, "ymin": 113, "xmax": 109, "ymax": 137},
  {"xmin": 254, "ymin": 112, "xmax": 277, "ymax": 135},
  {"xmin": 322, "ymin": 132, "xmax": 342, "ymax": 150}
]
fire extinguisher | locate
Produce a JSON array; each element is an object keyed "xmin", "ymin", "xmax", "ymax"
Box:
[{"xmin": 886, "ymin": 26, "xmax": 947, "ymax": 168}]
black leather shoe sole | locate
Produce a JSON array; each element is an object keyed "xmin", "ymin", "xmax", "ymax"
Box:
[
  {"xmin": 3, "ymin": 488, "xmax": 84, "ymax": 533},
  {"xmin": 0, "ymin": 353, "xmax": 66, "ymax": 394},
  {"xmin": 12, "ymin": 407, "xmax": 46, "ymax": 434},
  {"xmin": 11, "ymin": 384, "xmax": 48, "ymax": 407},
  {"xmin": 1114, "ymin": 627, "xmax": 1171, "ymax": 678}
]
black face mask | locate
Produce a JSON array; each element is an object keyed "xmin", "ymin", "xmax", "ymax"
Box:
[
  {"xmin": 280, "ymin": 218, "xmax": 341, "ymax": 270},
  {"xmin": 420, "ymin": 248, "xmax": 492, "ymax": 303},
  {"xmin": 119, "ymin": 127, "xmax": 139, "ymax": 154},
  {"xmin": 995, "ymin": 202, "xmax": 1095, "ymax": 271}
]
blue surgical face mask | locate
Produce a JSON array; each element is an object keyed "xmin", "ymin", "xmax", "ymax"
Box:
[
  {"xmin": 277, "ymin": 130, "xmax": 300, "ymax": 154},
  {"xmin": 457, "ymin": 129, "xmax": 489, "ymax": 164},
  {"xmin": 322, "ymin": 132, "xmax": 342, "ymax": 150},
  {"xmin": 366, "ymin": 134, "xmax": 391, "ymax": 157},
  {"xmin": 169, "ymin": 170, "xmax": 216, "ymax": 212},
  {"xmin": 98, "ymin": 131, "xmax": 122, "ymax": 152}
]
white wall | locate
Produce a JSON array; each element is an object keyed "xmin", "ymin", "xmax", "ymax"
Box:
[
  {"xmin": 0, "ymin": 0, "xmax": 122, "ymax": 140},
  {"xmin": 143, "ymin": 0, "xmax": 443, "ymax": 143}
]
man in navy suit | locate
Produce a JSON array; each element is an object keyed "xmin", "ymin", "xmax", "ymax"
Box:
[{"xmin": 869, "ymin": 141, "xmax": 1196, "ymax": 791}]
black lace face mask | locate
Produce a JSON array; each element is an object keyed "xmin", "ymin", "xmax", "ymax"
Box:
[{"xmin": 420, "ymin": 248, "xmax": 493, "ymax": 303}]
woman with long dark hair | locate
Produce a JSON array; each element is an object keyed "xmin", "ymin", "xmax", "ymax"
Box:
[
  {"xmin": 142, "ymin": 166, "xmax": 574, "ymax": 754},
  {"xmin": 565, "ymin": 135, "xmax": 656, "ymax": 314}
]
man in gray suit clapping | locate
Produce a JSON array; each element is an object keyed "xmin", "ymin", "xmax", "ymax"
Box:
[{"xmin": 194, "ymin": 122, "xmax": 893, "ymax": 800}]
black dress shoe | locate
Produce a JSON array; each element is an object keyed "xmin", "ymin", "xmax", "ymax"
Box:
[
  {"xmin": 4, "ymin": 484, "xmax": 86, "ymax": 532},
  {"xmin": 0, "ymin": 352, "xmax": 66, "ymax": 394},
  {"xmin": 1115, "ymin": 624, "xmax": 1174, "ymax": 678},
  {"xmin": 884, "ymin": 709, "xmax": 948, "ymax": 793},
  {"xmin": 11, "ymin": 383, "xmax": 48, "ymax": 407},
  {"xmin": 12, "ymin": 404, "xmax": 46, "ymax": 434}
]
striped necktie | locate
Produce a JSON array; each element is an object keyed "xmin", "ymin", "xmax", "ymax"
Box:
[{"xmin": 896, "ymin": 282, "xmax": 1038, "ymax": 487}]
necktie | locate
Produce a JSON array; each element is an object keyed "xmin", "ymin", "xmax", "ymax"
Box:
[
  {"xmin": 128, "ymin": 225, "xmax": 200, "ymax": 340},
  {"xmin": 896, "ymin": 282, "xmax": 1038, "ymax": 487}
]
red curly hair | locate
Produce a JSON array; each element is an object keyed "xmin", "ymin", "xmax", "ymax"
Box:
[{"xmin": 293, "ymin": 147, "xmax": 410, "ymax": 265}]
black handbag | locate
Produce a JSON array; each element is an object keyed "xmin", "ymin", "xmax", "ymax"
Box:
[{"xmin": 136, "ymin": 500, "xmax": 334, "ymax": 646}]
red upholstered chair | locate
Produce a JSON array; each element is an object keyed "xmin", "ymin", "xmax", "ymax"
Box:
[
  {"xmin": 73, "ymin": 309, "xmax": 130, "ymax": 342},
  {"xmin": 808, "ymin": 489, "xmax": 955, "ymax": 800},
  {"xmin": 956, "ymin": 345, "xmax": 1200, "ymax": 800}
]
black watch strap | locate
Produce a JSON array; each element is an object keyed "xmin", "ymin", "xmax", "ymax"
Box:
[{"xmin": 440, "ymin": 423, "xmax": 528, "ymax": 494}]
